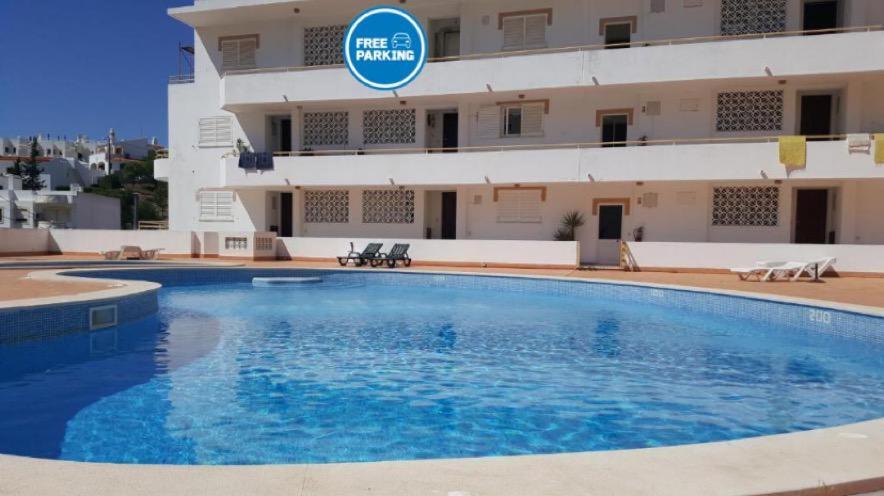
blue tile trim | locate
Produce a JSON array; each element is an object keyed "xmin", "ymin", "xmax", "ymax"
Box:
[
  {"xmin": 0, "ymin": 289, "xmax": 158, "ymax": 345},
  {"xmin": 4, "ymin": 268, "xmax": 883, "ymax": 345}
]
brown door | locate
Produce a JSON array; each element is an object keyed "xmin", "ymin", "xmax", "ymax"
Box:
[
  {"xmin": 441, "ymin": 192, "xmax": 457, "ymax": 239},
  {"xmin": 794, "ymin": 189, "xmax": 828, "ymax": 244}
]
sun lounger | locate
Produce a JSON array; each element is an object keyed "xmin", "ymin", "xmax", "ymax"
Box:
[
  {"xmin": 337, "ymin": 242, "xmax": 382, "ymax": 267},
  {"xmin": 791, "ymin": 257, "xmax": 837, "ymax": 281},
  {"xmin": 370, "ymin": 243, "xmax": 412, "ymax": 268},
  {"xmin": 102, "ymin": 246, "xmax": 163, "ymax": 261},
  {"xmin": 731, "ymin": 261, "xmax": 804, "ymax": 282}
]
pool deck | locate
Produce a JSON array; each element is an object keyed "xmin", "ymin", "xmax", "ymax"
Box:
[{"xmin": 2, "ymin": 255, "xmax": 884, "ymax": 496}]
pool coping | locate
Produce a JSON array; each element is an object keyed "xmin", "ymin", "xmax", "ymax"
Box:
[{"xmin": 1, "ymin": 266, "xmax": 884, "ymax": 496}]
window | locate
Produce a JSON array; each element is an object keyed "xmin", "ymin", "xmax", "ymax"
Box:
[
  {"xmin": 712, "ymin": 186, "xmax": 779, "ymax": 226},
  {"xmin": 362, "ymin": 190, "xmax": 415, "ymax": 224},
  {"xmin": 219, "ymin": 35, "xmax": 259, "ymax": 71},
  {"xmin": 496, "ymin": 188, "xmax": 544, "ymax": 223},
  {"xmin": 501, "ymin": 12, "xmax": 549, "ymax": 50},
  {"xmin": 600, "ymin": 16, "xmax": 637, "ymax": 48},
  {"xmin": 605, "ymin": 23, "xmax": 632, "ymax": 48},
  {"xmin": 199, "ymin": 191, "xmax": 235, "ymax": 221},
  {"xmin": 0, "ymin": 208, "xmax": 3, "ymax": 222},
  {"xmin": 199, "ymin": 116, "xmax": 233, "ymax": 147},
  {"xmin": 601, "ymin": 114, "xmax": 628, "ymax": 147},
  {"xmin": 502, "ymin": 102, "xmax": 544, "ymax": 137},
  {"xmin": 716, "ymin": 90, "xmax": 783, "ymax": 132}
]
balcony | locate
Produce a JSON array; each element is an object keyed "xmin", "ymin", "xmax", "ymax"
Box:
[
  {"xmin": 169, "ymin": 74, "xmax": 195, "ymax": 85},
  {"xmin": 221, "ymin": 26, "xmax": 884, "ymax": 109},
  {"xmin": 220, "ymin": 135, "xmax": 884, "ymax": 188}
]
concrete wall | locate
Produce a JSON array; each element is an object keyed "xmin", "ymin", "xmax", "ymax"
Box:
[
  {"xmin": 0, "ymin": 229, "xmax": 51, "ymax": 255},
  {"xmin": 277, "ymin": 236, "xmax": 580, "ymax": 268},
  {"xmin": 626, "ymin": 241, "xmax": 884, "ymax": 274},
  {"xmin": 47, "ymin": 230, "xmax": 194, "ymax": 256}
]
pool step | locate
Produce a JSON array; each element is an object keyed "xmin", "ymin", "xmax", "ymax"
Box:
[{"xmin": 252, "ymin": 277, "xmax": 322, "ymax": 287}]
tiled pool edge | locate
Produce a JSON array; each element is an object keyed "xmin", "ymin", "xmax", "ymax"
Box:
[
  {"xmin": 0, "ymin": 271, "xmax": 160, "ymax": 344},
  {"xmin": 61, "ymin": 266, "xmax": 884, "ymax": 345},
  {"xmin": 0, "ymin": 266, "xmax": 883, "ymax": 495}
]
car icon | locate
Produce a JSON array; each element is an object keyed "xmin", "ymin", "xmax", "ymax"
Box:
[{"xmin": 391, "ymin": 33, "xmax": 412, "ymax": 49}]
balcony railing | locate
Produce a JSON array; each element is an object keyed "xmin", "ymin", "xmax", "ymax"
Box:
[
  {"xmin": 169, "ymin": 74, "xmax": 195, "ymax": 84},
  {"xmin": 271, "ymin": 134, "xmax": 862, "ymax": 158},
  {"xmin": 224, "ymin": 24, "xmax": 884, "ymax": 77},
  {"xmin": 155, "ymin": 149, "xmax": 169, "ymax": 159}
]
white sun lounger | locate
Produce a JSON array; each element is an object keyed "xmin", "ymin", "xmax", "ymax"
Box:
[
  {"xmin": 791, "ymin": 257, "xmax": 837, "ymax": 282},
  {"xmin": 731, "ymin": 261, "xmax": 804, "ymax": 282}
]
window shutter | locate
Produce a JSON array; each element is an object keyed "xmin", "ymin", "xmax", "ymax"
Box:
[
  {"xmin": 478, "ymin": 106, "xmax": 501, "ymax": 140},
  {"xmin": 199, "ymin": 191, "xmax": 234, "ymax": 221},
  {"xmin": 521, "ymin": 103, "xmax": 544, "ymax": 135},
  {"xmin": 237, "ymin": 38, "xmax": 257, "ymax": 68},
  {"xmin": 524, "ymin": 15, "xmax": 547, "ymax": 47},
  {"xmin": 221, "ymin": 40, "xmax": 238, "ymax": 69},
  {"xmin": 199, "ymin": 117, "xmax": 233, "ymax": 147},
  {"xmin": 497, "ymin": 190, "xmax": 542, "ymax": 223},
  {"xmin": 215, "ymin": 191, "xmax": 234, "ymax": 219},
  {"xmin": 502, "ymin": 17, "xmax": 525, "ymax": 49}
]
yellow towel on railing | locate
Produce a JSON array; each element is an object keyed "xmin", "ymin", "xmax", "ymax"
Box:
[
  {"xmin": 779, "ymin": 136, "xmax": 806, "ymax": 167},
  {"xmin": 875, "ymin": 134, "xmax": 884, "ymax": 164}
]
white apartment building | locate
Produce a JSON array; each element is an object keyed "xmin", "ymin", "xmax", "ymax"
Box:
[
  {"xmin": 160, "ymin": 0, "xmax": 884, "ymax": 265},
  {"xmin": 0, "ymin": 175, "xmax": 120, "ymax": 230}
]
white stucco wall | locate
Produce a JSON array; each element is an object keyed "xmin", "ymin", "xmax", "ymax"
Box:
[
  {"xmin": 626, "ymin": 241, "xmax": 884, "ymax": 274},
  {"xmin": 277, "ymin": 236, "xmax": 579, "ymax": 267}
]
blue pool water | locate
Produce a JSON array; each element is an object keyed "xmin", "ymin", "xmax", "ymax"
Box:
[{"xmin": 1, "ymin": 274, "xmax": 884, "ymax": 465}]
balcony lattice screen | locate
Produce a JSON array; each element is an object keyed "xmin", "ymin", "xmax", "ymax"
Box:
[
  {"xmin": 362, "ymin": 190, "xmax": 415, "ymax": 224},
  {"xmin": 362, "ymin": 109, "xmax": 416, "ymax": 145},
  {"xmin": 303, "ymin": 112, "xmax": 349, "ymax": 147},
  {"xmin": 304, "ymin": 25, "xmax": 347, "ymax": 66},
  {"xmin": 716, "ymin": 90, "xmax": 783, "ymax": 132},
  {"xmin": 304, "ymin": 190, "xmax": 349, "ymax": 224},
  {"xmin": 711, "ymin": 186, "xmax": 780, "ymax": 226},
  {"xmin": 720, "ymin": 0, "xmax": 786, "ymax": 36}
]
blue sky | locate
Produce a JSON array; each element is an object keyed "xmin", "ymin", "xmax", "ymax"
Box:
[{"xmin": 0, "ymin": 0, "xmax": 193, "ymax": 145}]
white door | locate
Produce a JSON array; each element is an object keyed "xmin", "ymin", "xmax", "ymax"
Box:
[{"xmin": 596, "ymin": 204, "xmax": 624, "ymax": 266}]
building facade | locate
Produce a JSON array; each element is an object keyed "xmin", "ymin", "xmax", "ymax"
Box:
[
  {"xmin": 160, "ymin": 0, "xmax": 884, "ymax": 264},
  {"xmin": 0, "ymin": 175, "xmax": 121, "ymax": 230}
]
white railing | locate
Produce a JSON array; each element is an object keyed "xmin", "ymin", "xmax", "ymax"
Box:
[
  {"xmin": 168, "ymin": 74, "xmax": 195, "ymax": 84},
  {"xmin": 271, "ymin": 134, "xmax": 856, "ymax": 158},
  {"xmin": 224, "ymin": 24, "xmax": 884, "ymax": 77}
]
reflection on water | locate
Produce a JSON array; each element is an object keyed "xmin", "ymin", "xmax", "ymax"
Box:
[{"xmin": 0, "ymin": 280, "xmax": 883, "ymax": 465}]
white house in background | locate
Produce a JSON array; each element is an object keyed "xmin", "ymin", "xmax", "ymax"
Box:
[
  {"xmin": 159, "ymin": 0, "xmax": 884, "ymax": 265},
  {"xmin": 87, "ymin": 129, "xmax": 163, "ymax": 174},
  {"xmin": 0, "ymin": 174, "xmax": 120, "ymax": 230},
  {"xmin": 1, "ymin": 131, "xmax": 162, "ymax": 186}
]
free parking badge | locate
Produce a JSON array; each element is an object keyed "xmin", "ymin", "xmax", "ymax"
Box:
[{"xmin": 344, "ymin": 6, "xmax": 428, "ymax": 90}]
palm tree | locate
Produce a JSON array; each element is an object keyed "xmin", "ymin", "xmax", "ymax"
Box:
[{"xmin": 554, "ymin": 210, "xmax": 585, "ymax": 241}]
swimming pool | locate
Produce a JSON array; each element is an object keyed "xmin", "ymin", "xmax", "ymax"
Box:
[{"xmin": 1, "ymin": 269, "xmax": 883, "ymax": 465}]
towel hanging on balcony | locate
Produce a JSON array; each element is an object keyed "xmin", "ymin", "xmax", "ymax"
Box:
[
  {"xmin": 847, "ymin": 133, "xmax": 872, "ymax": 153},
  {"xmin": 779, "ymin": 136, "xmax": 806, "ymax": 168},
  {"xmin": 875, "ymin": 134, "xmax": 884, "ymax": 164}
]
